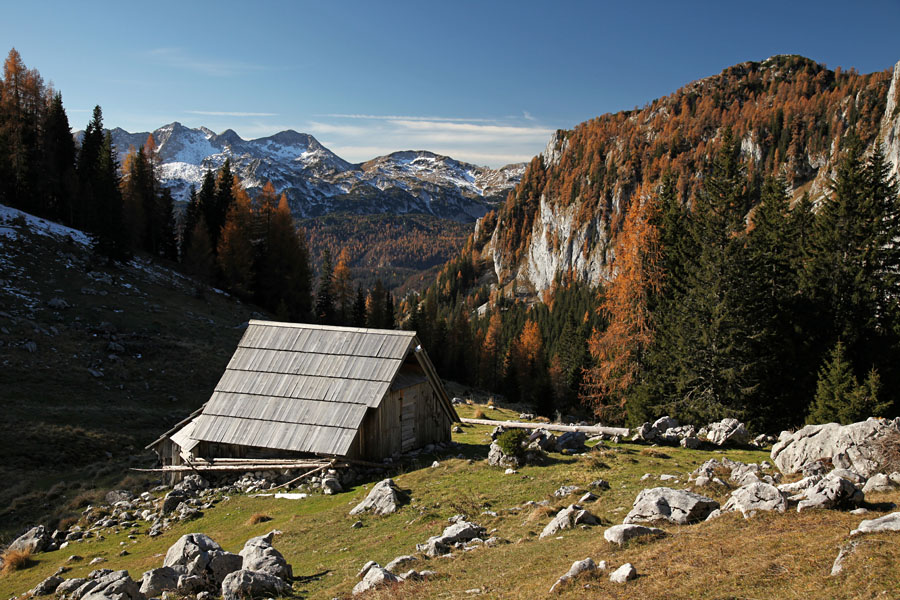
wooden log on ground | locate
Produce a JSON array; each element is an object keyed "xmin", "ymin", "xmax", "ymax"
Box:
[
  {"xmin": 459, "ymin": 417, "xmax": 629, "ymax": 437},
  {"xmin": 272, "ymin": 462, "xmax": 333, "ymax": 490}
]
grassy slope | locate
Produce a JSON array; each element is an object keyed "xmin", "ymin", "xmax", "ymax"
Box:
[
  {"xmin": 0, "ymin": 211, "xmax": 259, "ymax": 539},
  {"xmin": 2, "ymin": 404, "xmax": 898, "ymax": 599}
]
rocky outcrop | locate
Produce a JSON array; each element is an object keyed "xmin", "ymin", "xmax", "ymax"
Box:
[
  {"xmin": 624, "ymin": 488, "xmax": 719, "ymax": 525},
  {"xmin": 721, "ymin": 482, "xmax": 788, "ymax": 518},
  {"xmin": 539, "ymin": 504, "xmax": 599, "ymax": 538},
  {"xmin": 7, "ymin": 525, "xmax": 54, "ymax": 554},
  {"xmin": 221, "ymin": 570, "xmax": 290, "ymax": 600},
  {"xmin": 349, "ymin": 479, "xmax": 405, "ymax": 516},
  {"xmin": 771, "ymin": 418, "xmax": 900, "ymax": 478},
  {"xmin": 163, "ymin": 533, "xmax": 242, "ymax": 591},
  {"xmin": 705, "ymin": 418, "xmax": 750, "ymax": 446},
  {"xmin": 352, "ymin": 566, "xmax": 398, "ymax": 596},
  {"xmin": 796, "ymin": 474, "xmax": 864, "ymax": 512},
  {"xmin": 79, "ymin": 570, "xmax": 144, "ymax": 600},
  {"xmin": 489, "ymin": 193, "xmax": 610, "ymax": 294},
  {"xmin": 850, "ymin": 511, "xmax": 900, "ymax": 536},
  {"xmin": 139, "ymin": 567, "xmax": 178, "ymax": 597},
  {"xmin": 239, "ymin": 532, "xmax": 292, "ymax": 581},
  {"xmin": 29, "ymin": 576, "xmax": 64, "ymax": 596},
  {"xmin": 416, "ymin": 520, "xmax": 486, "ymax": 557},
  {"xmin": 880, "ymin": 60, "xmax": 900, "ymax": 183}
]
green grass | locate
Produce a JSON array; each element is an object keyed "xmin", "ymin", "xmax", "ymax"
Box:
[{"xmin": 4, "ymin": 407, "xmax": 897, "ymax": 599}]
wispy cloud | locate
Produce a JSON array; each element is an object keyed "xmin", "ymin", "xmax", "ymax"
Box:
[
  {"xmin": 186, "ymin": 110, "xmax": 278, "ymax": 117},
  {"xmin": 146, "ymin": 47, "xmax": 275, "ymax": 77},
  {"xmin": 319, "ymin": 113, "xmax": 498, "ymax": 123},
  {"xmin": 302, "ymin": 112, "xmax": 551, "ymax": 167}
]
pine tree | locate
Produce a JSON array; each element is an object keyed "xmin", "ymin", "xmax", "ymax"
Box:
[
  {"xmin": 352, "ymin": 286, "xmax": 367, "ymax": 327},
  {"xmin": 76, "ymin": 105, "xmax": 106, "ymax": 231},
  {"xmin": 315, "ymin": 249, "xmax": 336, "ymax": 324},
  {"xmin": 256, "ymin": 194, "xmax": 312, "ymax": 320},
  {"xmin": 807, "ymin": 341, "xmax": 888, "ymax": 424},
  {"xmin": 92, "ymin": 131, "xmax": 128, "ymax": 262},
  {"xmin": 40, "ymin": 92, "xmax": 76, "ymax": 223},
  {"xmin": 180, "ymin": 185, "xmax": 201, "ymax": 261}
]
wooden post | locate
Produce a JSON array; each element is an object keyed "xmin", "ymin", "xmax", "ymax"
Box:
[{"xmin": 459, "ymin": 417, "xmax": 629, "ymax": 437}]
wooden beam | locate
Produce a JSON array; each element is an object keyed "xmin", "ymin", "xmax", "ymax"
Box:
[
  {"xmin": 460, "ymin": 417, "xmax": 629, "ymax": 437},
  {"xmin": 271, "ymin": 462, "xmax": 333, "ymax": 490}
]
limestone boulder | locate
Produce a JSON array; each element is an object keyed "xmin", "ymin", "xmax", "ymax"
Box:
[
  {"xmin": 850, "ymin": 511, "xmax": 900, "ymax": 536},
  {"xmin": 79, "ymin": 570, "xmax": 144, "ymax": 600},
  {"xmin": 771, "ymin": 418, "xmax": 900, "ymax": 478},
  {"xmin": 862, "ymin": 473, "xmax": 897, "ymax": 493},
  {"xmin": 548, "ymin": 557, "xmax": 601, "ymax": 593},
  {"xmin": 705, "ymin": 418, "xmax": 750, "ymax": 446},
  {"xmin": 722, "ymin": 482, "xmax": 788, "ymax": 518},
  {"xmin": 609, "ymin": 563, "xmax": 637, "ymax": 583},
  {"xmin": 139, "ymin": 567, "xmax": 178, "ymax": 597},
  {"xmin": 8, "ymin": 525, "xmax": 53, "ymax": 554},
  {"xmin": 487, "ymin": 441, "xmax": 523, "ymax": 468},
  {"xmin": 351, "ymin": 566, "xmax": 398, "ymax": 596},
  {"xmin": 796, "ymin": 474, "xmax": 864, "ymax": 512},
  {"xmin": 624, "ymin": 488, "xmax": 719, "ymax": 525},
  {"xmin": 239, "ymin": 532, "xmax": 292, "ymax": 581},
  {"xmin": 29, "ymin": 576, "xmax": 64, "ymax": 596},
  {"xmin": 221, "ymin": 569, "xmax": 290, "ymax": 600},
  {"xmin": 603, "ymin": 524, "xmax": 665, "ymax": 545},
  {"xmin": 539, "ymin": 504, "xmax": 598, "ymax": 539},
  {"xmin": 349, "ymin": 479, "xmax": 405, "ymax": 516}
]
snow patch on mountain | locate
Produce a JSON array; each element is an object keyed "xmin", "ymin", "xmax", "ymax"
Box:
[{"xmin": 100, "ymin": 124, "xmax": 524, "ymax": 222}]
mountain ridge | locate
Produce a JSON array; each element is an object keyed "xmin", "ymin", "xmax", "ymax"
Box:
[{"xmin": 84, "ymin": 124, "xmax": 524, "ymax": 223}]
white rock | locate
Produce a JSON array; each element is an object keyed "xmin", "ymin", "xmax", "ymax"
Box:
[
  {"xmin": 609, "ymin": 563, "xmax": 637, "ymax": 583},
  {"xmin": 850, "ymin": 511, "xmax": 900, "ymax": 536}
]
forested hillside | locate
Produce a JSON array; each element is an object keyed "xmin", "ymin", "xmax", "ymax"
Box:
[{"xmin": 403, "ymin": 55, "xmax": 900, "ymax": 433}]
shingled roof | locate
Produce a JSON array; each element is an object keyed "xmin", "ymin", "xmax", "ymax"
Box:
[{"xmin": 173, "ymin": 320, "xmax": 456, "ymax": 457}]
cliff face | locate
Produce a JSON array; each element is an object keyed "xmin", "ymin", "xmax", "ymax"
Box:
[
  {"xmin": 473, "ymin": 56, "xmax": 900, "ymax": 299},
  {"xmin": 881, "ymin": 60, "xmax": 900, "ymax": 182}
]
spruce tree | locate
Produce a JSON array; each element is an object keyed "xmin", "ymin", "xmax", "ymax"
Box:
[{"xmin": 315, "ymin": 249, "xmax": 336, "ymax": 324}]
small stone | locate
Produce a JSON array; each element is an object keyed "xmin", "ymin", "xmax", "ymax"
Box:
[{"xmin": 609, "ymin": 562, "xmax": 637, "ymax": 583}]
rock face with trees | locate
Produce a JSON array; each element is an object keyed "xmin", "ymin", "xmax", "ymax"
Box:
[{"xmin": 402, "ymin": 56, "xmax": 900, "ymax": 432}]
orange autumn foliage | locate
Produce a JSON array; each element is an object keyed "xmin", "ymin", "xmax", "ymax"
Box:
[{"xmin": 582, "ymin": 186, "xmax": 662, "ymax": 423}]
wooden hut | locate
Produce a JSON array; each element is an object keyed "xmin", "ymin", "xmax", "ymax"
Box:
[{"xmin": 148, "ymin": 320, "xmax": 459, "ymax": 471}]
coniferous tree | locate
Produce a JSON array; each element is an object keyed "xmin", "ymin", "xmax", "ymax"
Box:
[
  {"xmin": 76, "ymin": 105, "xmax": 106, "ymax": 231},
  {"xmin": 807, "ymin": 341, "xmax": 888, "ymax": 424},
  {"xmin": 180, "ymin": 185, "xmax": 200, "ymax": 260},
  {"xmin": 40, "ymin": 92, "xmax": 76, "ymax": 223},
  {"xmin": 315, "ymin": 249, "xmax": 336, "ymax": 324},
  {"xmin": 333, "ymin": 248, "xmax": 354, "ymax": 325},
  {"xmin": 352, "ymin": 286, "xmax": 367, "ymax": 327},
  {"xmin": 217, "ymin": 188, "xmax": 255, "ymax": 297},
  {"xmin": 582, "ymin": 186, "xmax": 661, "ymax": 424},
  {"xmin": 92, "ymin": 131, "xmax": 128, "ymax": 262}
]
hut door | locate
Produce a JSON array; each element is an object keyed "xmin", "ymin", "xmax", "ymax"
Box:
[{"xmin": 401, "ymin": 395, "xmax": 416, "ymax": 452}]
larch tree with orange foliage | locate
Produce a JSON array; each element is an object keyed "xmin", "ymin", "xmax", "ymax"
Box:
[{"xmin": 581, "ymin": 185, "xmax": 662, "ymax": 424}]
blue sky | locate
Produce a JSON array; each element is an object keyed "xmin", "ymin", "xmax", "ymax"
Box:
[{"xmin": 3, "ymin": 0, "xmax": 899, "ymax": 167}]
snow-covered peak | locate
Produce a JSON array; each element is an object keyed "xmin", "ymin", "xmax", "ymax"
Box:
[{"xmin": 104, "ymin": 123, "xmax": 524, "ymax": 222}]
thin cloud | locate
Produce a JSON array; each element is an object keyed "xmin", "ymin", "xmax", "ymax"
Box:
[
  {"xmin": 146, "ymin": 47, "xmax": 275, "ymax": 77},
  {"xmin": 392, "ymin": 120, "xmax": 553, "ymax": 137},
  {"xmin": 319, "ymin": 113, "xmax": 498, "ymax": 123},
  {"xmin": 187, "ymin": 110, "xmax": 278, "ymax": 117}
]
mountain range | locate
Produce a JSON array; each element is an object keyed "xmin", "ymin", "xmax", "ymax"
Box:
[{"xmin": 102, "ymin": 123, "xmax": 525, "ymax": 222}]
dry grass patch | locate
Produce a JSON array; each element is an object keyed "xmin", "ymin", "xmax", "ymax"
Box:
[
  {"xmin": 472, "ymin": 408, "xmax": 485, "ymax": 419},
  {"xmin": 523, "ymin": 505, "xmax": 556, "ymax": 525},
  {"xmin": 0, "ymin": 549, "xmax": 32, "ymax": 576},
  {"xmin": 247, "ymin": 513, "xmax": 272, "ymax": 525}
]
